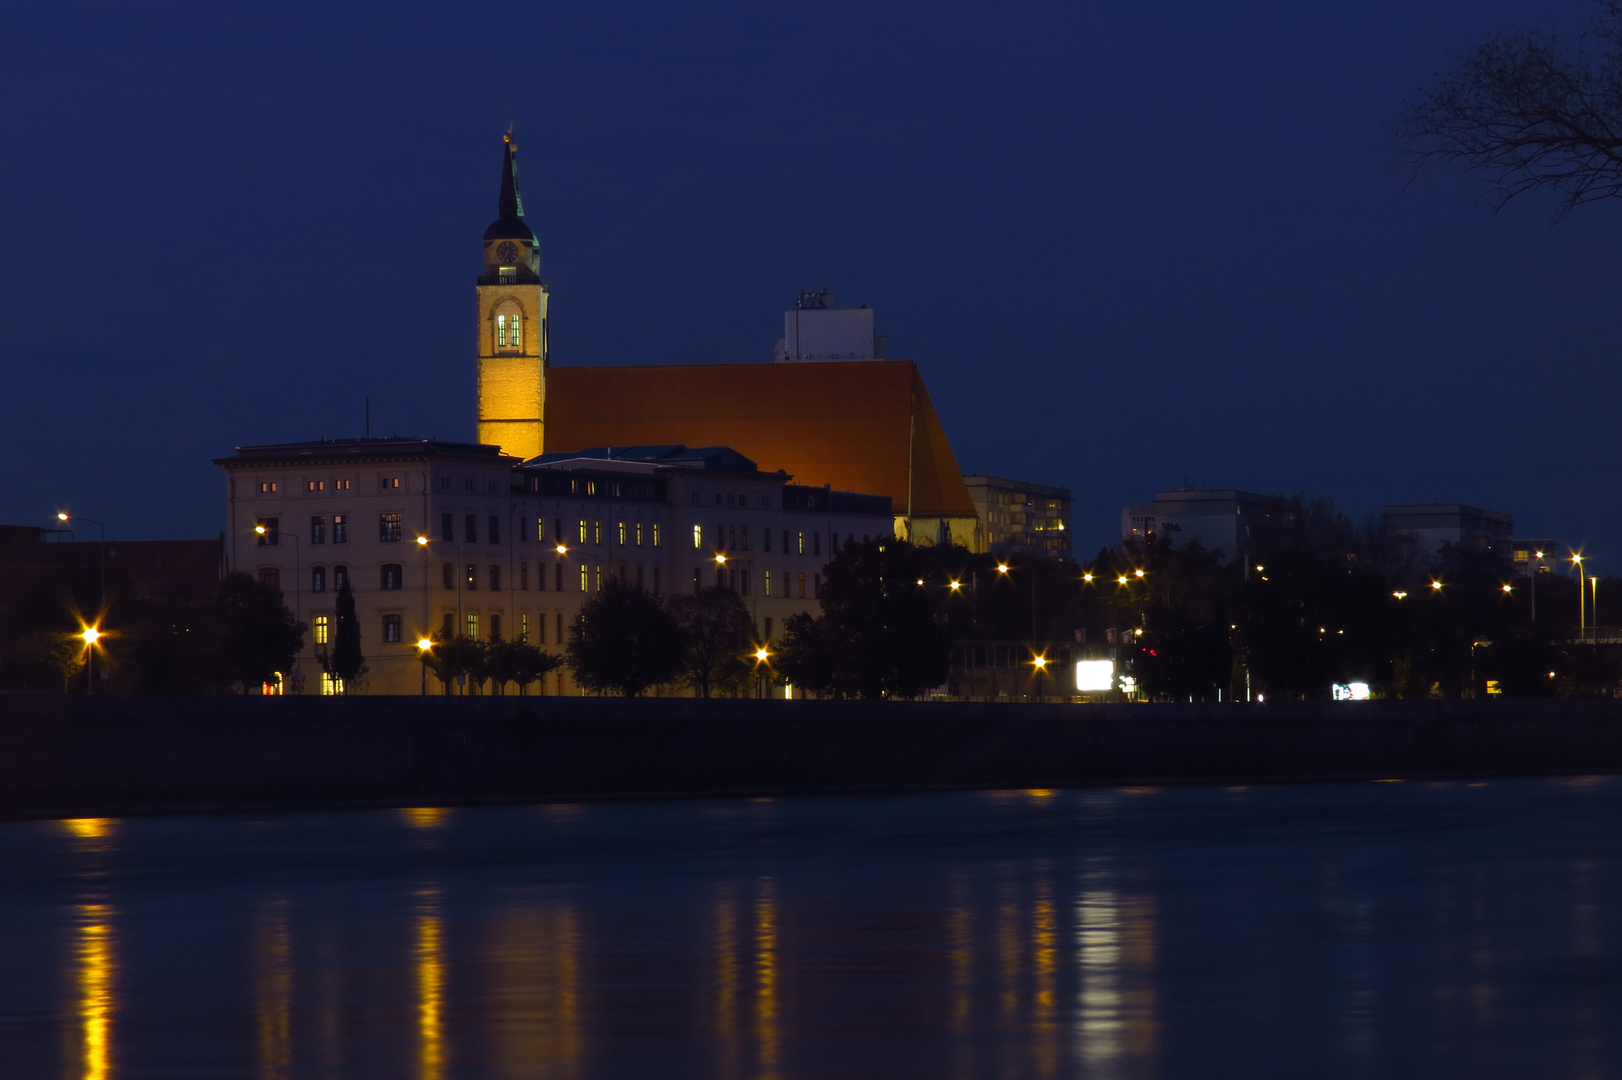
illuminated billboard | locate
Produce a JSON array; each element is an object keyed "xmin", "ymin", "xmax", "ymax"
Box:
[{"xmin": 1075, "ymin": 659, "xmax": 1115, "ymax": 692}]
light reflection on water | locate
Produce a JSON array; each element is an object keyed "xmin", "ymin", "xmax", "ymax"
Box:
[{"xmin": 0, "ymin": 780, "xmax": 1618, "ymax": 1077}]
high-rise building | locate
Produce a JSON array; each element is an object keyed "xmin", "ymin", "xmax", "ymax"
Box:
[{"xmin": 964, "ymin": 475, "xmax": 1072, "ymax": 560}]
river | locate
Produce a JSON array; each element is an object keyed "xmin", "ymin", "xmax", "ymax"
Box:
[{"xmin": 1, "ymin": 778, "xmax": 1617, "ymax": 1078}]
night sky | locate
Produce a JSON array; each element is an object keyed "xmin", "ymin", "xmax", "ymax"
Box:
[{"xmin": 2, "ymin": 2, "xmax": 1615, "ymax": 559}]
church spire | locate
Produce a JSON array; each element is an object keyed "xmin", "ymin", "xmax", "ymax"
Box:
[{"xmin": 499, "ymin": 130, "xmax": 524, "ymax": 220}]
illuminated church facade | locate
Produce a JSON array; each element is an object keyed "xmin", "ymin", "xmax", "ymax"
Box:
[{"xmin": 475, "ymin": 135, "xmax": 984, "ymax": 553}]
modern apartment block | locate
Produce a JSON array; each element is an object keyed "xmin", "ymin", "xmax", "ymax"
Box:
[
  {"xmin": 1381, "ymin": 503, "xmax": 1513, "ymax": 563},
  {"xmin": 1121, "ymin": 488, "xmax": 1298, "ymax": 565},
  {"xmin": 963, "ymin": 475, "xmax": 1072, "ymax": 560},
  {"xmin": 216, "ymin": 438, "xmax": 893, "ymax": 695}
]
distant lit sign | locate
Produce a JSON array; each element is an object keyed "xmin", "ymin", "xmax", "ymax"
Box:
[
  {"xmin": 1332, "ymin": 682, "xmax": 1371, "ymax": 701},
  {"xmin": 1075, "ymin": 660, "xmax": 1115, "ymax": 692}
]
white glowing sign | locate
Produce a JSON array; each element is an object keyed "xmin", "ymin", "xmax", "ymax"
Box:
[
  {"xmin": 1332, "ymin": 682, "xmax": 1371, "ymax": 701},
  {"xmin": 1075, "ymin": 659, "xmax": 1115, "ymax": 692}
]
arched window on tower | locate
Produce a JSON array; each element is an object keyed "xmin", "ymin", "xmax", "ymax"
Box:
[{"xmin": 494, "ymin": 302, "xmax": 523, "ymax": 351}]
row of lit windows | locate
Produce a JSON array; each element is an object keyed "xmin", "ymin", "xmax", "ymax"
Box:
[
  {"xmin": 256, "ymin": 478, "xmax": 389, "ymax": 495},
  {"xmin": 257, "ymin": 564, "xmax": 405, "ymax": 594},
  {"xmin": 691, "ymin": 491, "xmax": 774, "ymax": 509}
]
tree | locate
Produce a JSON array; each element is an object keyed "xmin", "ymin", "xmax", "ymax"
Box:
[
  {"xmin": 422, "ymin": 632, "xmax": 485, "ymax": 694},
  {"xmin": 486, "ymin": 638, "xmax": 563, "ymax": 696},
  {"xmin": 1400, "ymin": 5, "xmax": 1622, "ymax": 216},
  {"xmin": 669, "ymin": 586, "xmax": 755, "ymax": 697},
  {"xmin": 318, "ymin": 580, "xmax": 366, "ymax": 693},
  {"xmin": 777, "ymin": 538, "xmax": 950, "ymax": 699},
  {"xmin": 211, "ymin": 573, "xmax": 305, "ymax": 693},
  {"xmin": 566, "ymin": 577, "xmax": 684, "ymax": 696}
]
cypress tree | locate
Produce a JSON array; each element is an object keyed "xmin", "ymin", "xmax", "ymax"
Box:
[{"xmin": 328, "ymin": 580, "xmax": 366, "ymax": 691}]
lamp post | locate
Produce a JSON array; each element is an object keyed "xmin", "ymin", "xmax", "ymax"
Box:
[
  {"xmin": 417, "ymin": 638, "xmax": 433, "ymax": 696},
  {"xmin": 1531, "ymin": 549, "xmax": 1544, "ymax": 625},
  {"xmin": 1032, "ymin": 653, "xmax": 1047, "ymax": 703},
  {"xmin": 57, "ymin": 513, "xmax": 106, "ymax": 622},
  {"xmin": 80, "ymin": 625, "xmax": 100, "ymax": 695},
  {"xmin": 1572, "ymin": 553, "xmax": 1586, "ymax": 636}
]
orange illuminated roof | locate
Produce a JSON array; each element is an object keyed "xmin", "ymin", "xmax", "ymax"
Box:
[{"xmin": 544, "ymin": 360, "xmax": 974, "ymax": 518}]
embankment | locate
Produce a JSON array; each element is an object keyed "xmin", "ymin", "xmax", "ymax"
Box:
[{"xmin": 2, "ymin": 695, "xmax": 1621, "ymax": 817}]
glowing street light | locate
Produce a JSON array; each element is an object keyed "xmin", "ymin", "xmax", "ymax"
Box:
[
  {"xmin": 754, "ymin": 648, "xmax": 770, "ymax": 662},
  {"xmin": 1573, "ymin": 552, "xmax": 1587, "ymax": 631},
  {"xmin": 1117, "ymin": 575, "xmax": 1129, "ymax": 586},
  {"xmin": 948, "ymin": 580, "xmax": 962, "ymax": 592},
  {"xmin": 715, "ymin": 553, "xmax": 728, "ymax": 564},
  {"xmin": 1431, "ymin": 581, "xmax": 1443, "ymax": 591},
  {"xmin": 1393, "ymin": 591, "xmax": 1408, "ymax": 599},
  {"xmin": 1032, "ymin": 655, "xmax": 1047, "ymax": 669},
  {"xmin": 1501, "ymin": 584, "xmax": 1513, "ymax": 594},
  {"xmin": 1133, "ymin": 569, "xmax": 1145, "ymax": 578},
  {"xmin": 415, "ymin": 637, "xmax": 434, "ymax": 696},
  {"xmin": 416, "ymin": 536, "xmax": 429, "ymax": 546},
  {"xmin": 57, "ymin": 512, "xmax": 68, "ymax": 522},
  {"xmin": 555, "ymin": 544, "xmax": 568, "ymax": 555},
  {"xmin": 1082, "ymin": 572, "xmax": 1094, "ymax": 583},
  {"xmin": 80, "ymin": 627, "xmax": 100, "ymax": 645},
  {"xmin": 417, "ymin": 638, "xmax": 434, "ymax": 651},
  {"xmin": 997, "ymin": 563, "xmax": 1009, "ymax": 574}
]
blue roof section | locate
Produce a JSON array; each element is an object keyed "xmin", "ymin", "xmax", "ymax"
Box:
[{"xmin": 525, "ymin": 445, "xmax": 760, "ymax": 473}]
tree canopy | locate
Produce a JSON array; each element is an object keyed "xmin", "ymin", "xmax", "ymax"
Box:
[{"xmin": 566, "ymin": 577, "xmax": 685, "ymax": 697}]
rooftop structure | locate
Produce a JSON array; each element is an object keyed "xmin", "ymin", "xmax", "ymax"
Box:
[{"xmin": 1122, "ymin": 488, "xmax": 1298, "ymax": 565}]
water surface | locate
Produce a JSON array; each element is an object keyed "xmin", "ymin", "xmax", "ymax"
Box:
[{"xmin": 1, "ymin": 779, "xmax": 1618, "ymax": 1078}]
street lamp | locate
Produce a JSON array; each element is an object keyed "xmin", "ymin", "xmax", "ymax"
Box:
[
  {"xmin": 1032, "ymin": 654, "xmax": 1048, "ymax": 702},
  {"xmin": 1431, "ymin": 580, "xmax": 1443, "ymax": 591},
  {"xmin": 948, "ymin": 580, "xmax": 962, "ymax": 592},
  {"xmin": 80, "ymin": 625, "xmax": 101, "ymax": 695},
  {"xmin": 416, "ymin": 638, "xmax": 434, "ymax": 696},
  {"xmin": 57, "ymin": 512, "xmax": 107, "ymax": 626},
  {"xmin": 1572, "ymin": 552, "xmax": 1588, "ymax": 633},
  {"xmin": 1082, "ymin": 572, "xmax": 1094, "ymax": 583}
]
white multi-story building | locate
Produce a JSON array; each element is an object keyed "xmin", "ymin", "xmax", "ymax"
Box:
[{"xmin": 216, "ymin": 438, "xmax": 893, "ymax": 695}]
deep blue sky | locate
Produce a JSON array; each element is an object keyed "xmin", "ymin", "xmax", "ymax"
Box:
[{"xmin": 1, "ymin": 1, "xmax": 1615, "ymax": 558}]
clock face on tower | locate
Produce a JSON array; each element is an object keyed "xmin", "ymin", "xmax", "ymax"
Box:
[{"xmin": 495, "ymin": 241, "xmax": 521, "ymax": 265}]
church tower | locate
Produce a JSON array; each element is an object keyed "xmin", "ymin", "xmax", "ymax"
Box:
[{"xmin": 476, "ymin": 133, "xmax": 549, "ymax": 460}]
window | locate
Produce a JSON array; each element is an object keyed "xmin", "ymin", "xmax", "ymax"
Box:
[
  {"xmin": 715, "ymin": 493, "xmax": 723, "ymax": 505},
  {"xmin": 381, "ymin": 564, "xmax": 403, "ymax": 590},
  {"xmin": 488, "ymin": 515, "xmax": 501, "ymax": 544},
  {"xmin": 692, "ymin": 525, "xmax": 703, "ymax": 549},
  {"xmin": 381, "ymin": 476, "xmax": 401, "ymax": 490},
  {"xmin": 441, "ymin": 512, "xmax": 453, "ymax": 542},
  {"xmin": 653, "ymin": 523, "xmax": 662, "ymax": 548},
  {"xmin": 764, "ymin": 529, "xmax": 772, "ymax": 553},
  {"xmin": 585, "ymin": 480, "xmax": 597, "ymax": 496},
  {"xmin": 520, "ymin": 613, "xmax": 529, "ymax": 643},
  {"xmin": 765, "ymin": 570, "xmax": 772, "ymax": 597},
  {"xmin": 379, "ymin": 513, "xmax": 403, "ymax": 542},
  {"xmin": 310, "ymin": 517, "xmax": 326, "ymax": 545},
  {"xmin": 741, "ymin": 527, "xmax": 749, "ymax": 551},
  {"xmin": 579, "ymin": 565, "xmax": 588, "ymax": 592},
  {"xmin": 764, "ymin": 617, "xmax": 773, "ymax": 640},
  {"xmin": 593, "ymin": 521, "xmax": 602, "ymax": 545},
  {"xmin": 717, "ymin": 567, "xmax": 726, "ymax": 589},
  {"xmin": 797, "ymin": 532, "xmax": 805, "ymax": 555},
  {"xmin": 813, "ymin": 573, "xmax": 821, "ymax": 599},
  {"xmin": 466, "ymin": 479, "xmax": 475, "ymax": 492},
  {"xmin": 496, "ymin": 311, "xmax": 521, "ymax": 348},
  {"xmin": 535, "ymin": 518, "xmax": 546, "ymax": 543},
  {"xmin": 555, "ymin": 562, "xmax": 564, "ymax": 591},
  {"xmin": 578, "ymin": 520, "xmax": 587, "ymax": 543},
  {"xmin": 488, "ymin": 479, "xmax": 499, "ymax": 494},
  {"xmin": 635, "ymin": 522, "xmax": 644, "ymax": 547},
  {"xmin": 255, "ymin": 517, "xmax": 279, "ymax": 546},
  {"xmin": 306, "ymin": 480, "xmax": 324, "ymax": 492},
  {"xmin": 466, "ymin": 564, "xmax": 478, "ymax": 590},
  {"xmin": 520, "ymin": 562, "xmax": 529, "ymax": 590},
  {"xmin": 556, "ymin": 612, "xmax": 565, "ymax": 646},
  {"xmin": 313, "ymin": 614, "xmax": 330, "ymax": 645},
  {"xmin": 258, "ymin": 567, "xmax": 281, "ymax": 593},
  {"xmin": 443, "ymin": 563, "xmax": 454, "ymax": 590},
  {"xmin": 652, "ymin": 567, "xmax": 661, "ymax": 593},
  {"xmin": 333, "ymin": 516, "xmax": 348, "ymax": 544},
  {"xmin": 320, "ymin": 673, "xmax": 344, "ymax": 695},
  {"xmin": 440, "ymin": 476, "xmax": 452, "ymax": 491},
  {"xmin": 259, "ymin": 481, "xmax": 278, "ymax": 494},
  {"xmin": 798, "ymin": 572, "xmax": 806, "ymax": 599},
  {"xmin": 334, "ymin": 565, "xmax": 349, "ymax": 589},
  {"xmin": 741, "ymin": 568, "xmax": 751, "ymax": 597},
  {"xmin": 311, "ymin": 566, "xmax": 327, "ymax": 593},
  {"xmin": 467, "ymin": 613, "xmax": 479, "ymax": 640},
  {"xmin": 691, "ymin": 492, "xmax": 700, "ymax": 504},
  {"xmin": 442, "ymin": 611, "xmax": 454, "ymax": 637},
  {"xmin": 335, "ymin": 479, "xmax": 351, "ymax": 491},
  {"xmin": 813, "ymin": 532, "xmax": 821, "ymax": 556},
  {"xmin": 490, "ymin": 613, "xmax": 503, "ymax": 642},
  {"xmin": 382, "ymin": 614, "xmax": 402, "ymax": 643},
  {"xmin": 555, "ymin": 518, "xmax": 564, "ymax": 544},
  {"xmin": 489, "ymin": 564, "xmax": 501, "ymax": 591},
  {"xmin": 516, "ymin": 517, "xmax": 528, "ymax": 544},
  {"xmin": 618, "ymin": 521, "xmax": 626, "ymax": 545}
]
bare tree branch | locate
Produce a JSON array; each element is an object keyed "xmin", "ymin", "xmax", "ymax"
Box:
[{"xmin": 1398, "ymin": 6, "xmax": 1622, "ymax": 216}]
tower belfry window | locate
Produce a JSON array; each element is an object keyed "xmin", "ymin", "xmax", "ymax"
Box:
[{"xmin": 496, "ymin": 312, "xmax": 522, "ymax": 349}]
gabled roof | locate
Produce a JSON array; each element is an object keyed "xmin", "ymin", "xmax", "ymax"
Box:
[{"xmin": 544, "ymin": 360, "xmax": 974, "ymax": 518}]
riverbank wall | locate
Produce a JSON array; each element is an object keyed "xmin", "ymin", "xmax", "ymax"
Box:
[{"xmin": 3, "ymin": 695, "xmax": 1621, "ymax": 817}]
